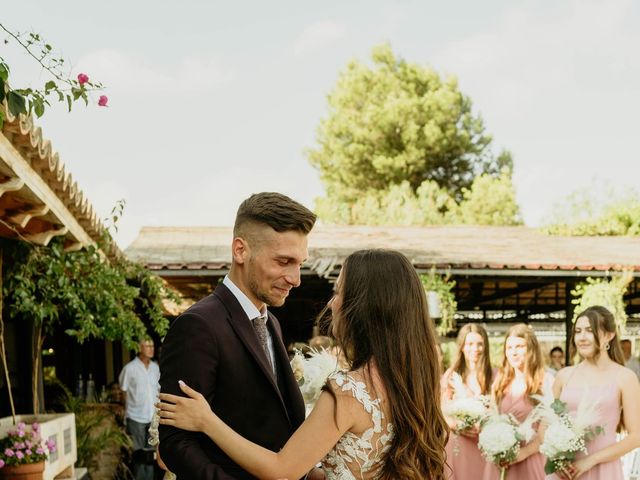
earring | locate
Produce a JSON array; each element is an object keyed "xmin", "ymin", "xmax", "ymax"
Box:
[{"xmin": 605, "ymin": 343, "xmax": 611, "ymax": 351}]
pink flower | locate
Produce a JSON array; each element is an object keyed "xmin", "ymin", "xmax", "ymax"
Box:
[
  {"xmin": 46, "ymin": 440, "xmax": 56, "ymax": 453},
  {"xmin": 15, "ymin": 451, "xmax": 24, "ymax": 460},
  {"xmin": 25, "ymin": 449, "xmax": 32, "ymax": 455},
  {"xmin": 0, "ymin": 458, "xmax": 5, "ymax": 468},
  {"xmin": 31, "ymin": 422, "xmax": 40, "ymax": 433},
  {"xmin": 16, "ymin": 422, "xmax": 25, "ymax": 431},
  {"xmin": 36, "ymin": 447, "xmax": 44, "ymax": 455},
  {"xmin": 98, "ymin": 95, "xmax": 108, "ymax": 107},
  {"xmin": 77, "ymin": 73, "xmax": 89, "ymax": 86},
  {"xmin": 4, "ymin": 449, "xmax": 14, "ymax": 457},
  {"xmin": 25, "ymin": 441, "xmax": 32, "ymax": 449},
  {"xmin": 13, "ymin": 442, "xmax": 25, "ymax": 450}
]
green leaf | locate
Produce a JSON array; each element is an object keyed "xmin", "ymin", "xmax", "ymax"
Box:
[
  {"xmin": 0, "ymin": 78, "xmax": 5, "ymax": 103},
  {"xmin": 72, "ymin": 87, "xmax": 82, "ymax": 101},
  {"xmin": 0, "ymin": 110, "xmax": 4, "ymax": 129},
  {"xmin": 7, "ymin": 91, "xmax": 27, "ymax": 116},
  {"xmin": 0, "ymin": 62, "xmax": 9, "ymax": 81},
  {"xmin": 44, "ymin": 80, "xmax": 56, "ymax": 91},
  {"xmin": 550, "ymin": 398, "xmax": 568, "ymax": 415},
  {"xmin": 66, "ymin": 94, "xmax": 72, "ymax": 112},
  {"xmin": 544, "ymin": 461, "xmax": 555, "ymax": 475},
  {"xmin": 33, "ymin": 97, "xmax": 45, "ymax": 118}
]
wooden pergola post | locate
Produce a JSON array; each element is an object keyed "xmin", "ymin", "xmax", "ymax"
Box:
[
  {"xmin": 0, "ymin": 246, "xmax": 17, "ymax": 423},
  {"xmin": 565, "ymin": 281, "xmax": 575, "ymax": 366}
]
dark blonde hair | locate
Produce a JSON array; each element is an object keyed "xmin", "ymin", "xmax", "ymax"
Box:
[
  {"xmin": 571, "ymin": 305, "xmax": 624, "ymax": 365},
  {"xmin": 331, "ymin": 249, "xmax": 448, "ymax": 480},
  {"xmin": 493, "ymin": 323, "xmax": 545, "ymax": 405},
  {"xmin": 450, "ymin": 324, "xmax": 493, "ymax": 395}
]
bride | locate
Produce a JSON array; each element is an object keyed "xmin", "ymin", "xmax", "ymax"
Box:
[{"xmin": 158, "ymin": 249, "xmax": 448, "ymax": 479}]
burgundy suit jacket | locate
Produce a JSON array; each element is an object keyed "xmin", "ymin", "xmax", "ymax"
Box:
[{"xmin": 159, "ymin": 283, "xmax": 306, "ymax": 479}]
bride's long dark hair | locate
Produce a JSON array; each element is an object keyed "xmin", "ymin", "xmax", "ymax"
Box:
[{"xmin": 329, "ymin": 249, "xmax": 449, "ymax": 480}]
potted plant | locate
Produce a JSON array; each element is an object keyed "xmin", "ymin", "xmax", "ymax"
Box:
[{"xmin": 0, "ymin": 421, "xmax": 56, "ymax": 479}]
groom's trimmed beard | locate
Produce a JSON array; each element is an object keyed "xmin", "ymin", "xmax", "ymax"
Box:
[{"xmin": 247, "ymin": 257, "xmax": 287, "ymax": 308}]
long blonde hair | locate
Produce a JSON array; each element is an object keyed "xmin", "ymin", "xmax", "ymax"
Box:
[
  {"xmin": 493, "ymin": 323, "xmax": 545, "ymax": 405},
  {"xmin": 450, "ymin": 324, "xmax": 493, "ymax": 395}
]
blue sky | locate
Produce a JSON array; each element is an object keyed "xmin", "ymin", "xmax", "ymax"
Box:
[{"xmin": 3, "ymin": 0, "xmax": 639, "ymax": 247}]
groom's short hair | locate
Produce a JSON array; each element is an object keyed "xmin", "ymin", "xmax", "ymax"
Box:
[{"xmin": 234, "ymin": 192, "xmax": 317, "ymax": 239}]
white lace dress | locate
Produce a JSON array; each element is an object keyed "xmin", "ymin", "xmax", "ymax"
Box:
[{"xmin": 321, "ymin": 371, "xmax": 394, "ymax": 480}]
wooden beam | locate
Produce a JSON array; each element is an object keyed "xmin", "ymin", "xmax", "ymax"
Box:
[
  {"xmin": 0, "ymin": 177, "xmax": 25, "ymax": 198},
  {"xmin": 7, "ymin": 204, "xmax": 49, "ymax": 229},
  {"xmin": 23, "ymin": 226, "xmax": 68, "ymax": 246},
  {"xmin": 458, "ymin": 282, "xmax": 549, "ymax": 309},
  {"xmin": 0, "ymin": 133, "xmax": 93, "ymax": 247}
]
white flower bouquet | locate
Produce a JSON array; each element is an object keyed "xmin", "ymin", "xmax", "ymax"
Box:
[
  {"xmin": 444, "ymin": 397, "xmax": 490, "ymax": 433},
  {"xmin": 478, "ymin": 414, "xmax": 523, "ymax": 480},
  {"xmin": 535, "ymin": 397, "xmax": 604, "ymax": 475},
  {"xmin": 290, "ymin": 348, "xmax": 339, "ymax": 409},
  {"xmin": 477, "ymin": 404, "xmax": 540, "ymax": 480}
]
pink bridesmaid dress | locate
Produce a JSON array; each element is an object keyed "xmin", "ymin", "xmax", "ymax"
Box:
[
  {"xmin": 442, "ymin": 371, "xmax": 489, "ymax": 480},
  {"xmin": 546, "ymin": 381, "xmax": 624, "ymax": 480},
  {"xmin": 483, "ymin": 391, "xmax": 546, "ymax": 480}
]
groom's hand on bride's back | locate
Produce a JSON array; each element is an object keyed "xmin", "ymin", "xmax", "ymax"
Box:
[
  {"xmin": 275, "ymin": 465, "xmax": 326, "ymax": 479},
  {"xmin": 306, "ymin": 467, "xmax": 326, "ymax": 480}
]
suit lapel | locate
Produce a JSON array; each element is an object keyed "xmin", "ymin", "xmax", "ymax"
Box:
[
  {"xmin": 214, "ymin": 284, "xmax": 291, "ymax": 424},
  {"xmin": 268, "ymin": 313, "xmax": 306, "ymax": 427}
]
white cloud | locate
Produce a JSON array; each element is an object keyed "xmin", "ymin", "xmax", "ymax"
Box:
[
  {"xmin": 292, "ymin": 20, "xmax": 346, "ymax": 56},
  {"xmin": 75, "ymin": 49, "xmax": 234, "ymax": 94}
]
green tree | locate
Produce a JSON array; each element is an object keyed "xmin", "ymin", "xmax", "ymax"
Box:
[
  {"xmin": 316, "ymin": 169, "xmax": 522, "ymax": 226},
  {"xmin": 308, "ymin": 43, "xmax": 512, "ymax": 207},
  {"xmin": 543, "ymin": 184, "xmax": 640, "ymax": 236},
  {"xmin": 455, "ymin": 169, "xmax": 522, "ymax": 226}
]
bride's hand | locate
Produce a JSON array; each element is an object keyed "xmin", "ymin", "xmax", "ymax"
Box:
[{"xmin": 157, "ymin": 380, "xmax": 213, "ymax": 432}]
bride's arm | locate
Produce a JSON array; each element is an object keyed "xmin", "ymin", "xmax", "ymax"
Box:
[{"xmin": 159, "ymin": 381, "xmax": 354, "ymax": 480}]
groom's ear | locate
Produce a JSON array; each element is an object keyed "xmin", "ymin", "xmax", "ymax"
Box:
[{"xmin": 231, "ymin": 236, "xmax": 249, "ymax": 265}]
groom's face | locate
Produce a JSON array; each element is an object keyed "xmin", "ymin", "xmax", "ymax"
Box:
[{"xmin": 245, "ymin": 227, "xmax": 309, "ymax": 307}]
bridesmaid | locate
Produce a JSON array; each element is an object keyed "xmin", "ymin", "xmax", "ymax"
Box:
[
  {"xmin": 442, "ymin": 324, "xmax": 493, "ymax": 479},
  {"xmin": 484, "ymin": 323, "xmax": 554, "ymax": 480},
  {"xmin": 549, "ymin": 306, "xmax": 640, "ymax": 480}
]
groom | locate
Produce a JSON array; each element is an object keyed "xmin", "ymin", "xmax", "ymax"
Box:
[{"xmin": 159, "ymin": 192, "xmax": 319, "ymax": 479}]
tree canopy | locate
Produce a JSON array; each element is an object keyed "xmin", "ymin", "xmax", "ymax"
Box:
[
  {"xmin": 543, "ymin": 184, "xmax": 640, "ymax": 236},
  {"xmin": 315, "ymin": 167, "xmax": 522, "ymax": 226},
  {"xmin": 307, "ymin": 43, "xmax": 512, "ymax": 208}
]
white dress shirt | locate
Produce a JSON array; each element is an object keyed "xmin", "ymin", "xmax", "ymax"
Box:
[
  {"xmin": 119, "ymin": 356, "xmax": 160, "ymax": 423},
  {"xmin": 222, "ymin": 276, "xmax": 276, "ymax": 376},
  {"xmin": 625, "ymin": 356, "xmax": 640, "ymax": 380}
]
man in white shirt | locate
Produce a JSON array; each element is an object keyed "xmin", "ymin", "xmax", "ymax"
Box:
[
  {"xmin": 621, "ymin": 339, "xmax": 640, "ymax": 380},
  {"xmin": 119, "ymin": 338, "xmax": 160, "ymax": 480}
]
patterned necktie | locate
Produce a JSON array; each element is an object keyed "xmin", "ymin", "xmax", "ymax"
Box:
[{"xmin": 252, "ymin": 315, "xmax": 275, "ymax": 377}]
